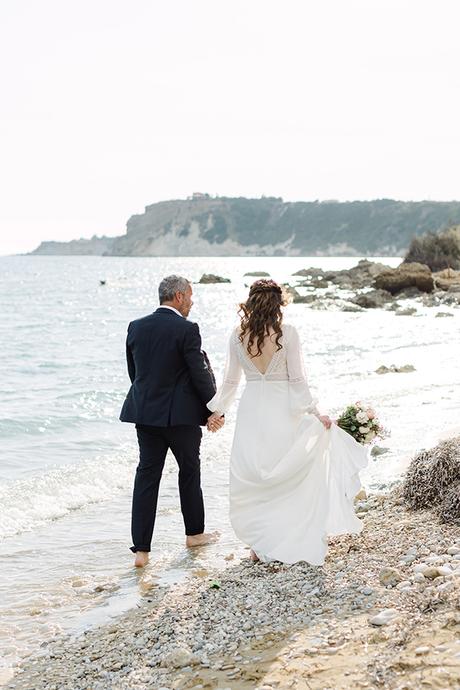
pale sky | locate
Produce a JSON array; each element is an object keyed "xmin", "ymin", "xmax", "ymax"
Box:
[{"xmin": 1, "ymin": 0, "xmax": 460, "ymax": 255}]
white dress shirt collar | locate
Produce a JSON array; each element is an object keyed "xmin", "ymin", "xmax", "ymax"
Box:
[{"xmin": 159, "ymin": 305, "xmax": 184, "ymax": 318}]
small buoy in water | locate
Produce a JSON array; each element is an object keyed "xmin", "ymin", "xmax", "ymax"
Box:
[{"xmin": 100, "ymin": 280, "xmax": 106, "ymax": 286}]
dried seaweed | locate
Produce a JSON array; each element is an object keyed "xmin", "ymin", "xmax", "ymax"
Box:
[{"xmin": 402, "ymin": 437, "xmax": 460, "ymax": 511}]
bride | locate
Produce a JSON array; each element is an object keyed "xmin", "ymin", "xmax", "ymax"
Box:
[{"xmin": 207, "ymin": 279, "xmax": 369, "ymax": 565}]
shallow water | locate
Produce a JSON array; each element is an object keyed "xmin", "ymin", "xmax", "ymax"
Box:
[{"xmin": 1, "ymin": 254, "xmax": 459, "ymax": 680}]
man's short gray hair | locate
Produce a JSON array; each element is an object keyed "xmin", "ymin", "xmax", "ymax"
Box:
[{"xmin": 158, "ymin": 275, "xmax": 190, "ymax": 303}]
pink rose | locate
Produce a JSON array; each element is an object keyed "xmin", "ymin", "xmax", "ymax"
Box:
[{"xmin": 366, "ymin": 409, "xmax": 375, "ymax": 420}]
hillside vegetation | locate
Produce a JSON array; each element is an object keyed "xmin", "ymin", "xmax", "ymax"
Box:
[
  {"xmin": 31, "ymin": 197, "xmax": 460, "ymax": 256},
  {"xmin": 404, "ymin": 225, "xmax": 460, "ymax": 270}
]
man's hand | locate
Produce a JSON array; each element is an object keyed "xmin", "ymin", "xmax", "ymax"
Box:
[
  {"xmin": 207, "ymin": 412, "xmax": 225, "ymax": 433},
  {"xmin": 318, "ymin": 415, "xmax": 332, "ymax": 429}
]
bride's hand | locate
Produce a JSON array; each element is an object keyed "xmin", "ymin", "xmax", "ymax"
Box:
[
  {"xmin": 207, "ymin": 412, "xmax": 225, "ymax": 433},
  {"xmin": 318, "ymin": 415, "xmax": 332, "ymax": 429}
]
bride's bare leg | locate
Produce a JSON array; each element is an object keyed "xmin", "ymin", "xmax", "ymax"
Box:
[
  {"xmin": 134, "ymin": 551, "xmax": 149, "ymax": 568},
  {"xmin": 249, "ymin": 549, "xmax": 260, "ymax": 562},
  {"xmin": 186, "ymin": 531, "xmax": 220, "ymax": 547}
]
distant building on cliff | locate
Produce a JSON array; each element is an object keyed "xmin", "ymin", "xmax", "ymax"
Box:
[{"xmin": 189, "ymin": 192, "xmax": 211, "ymax": 200}]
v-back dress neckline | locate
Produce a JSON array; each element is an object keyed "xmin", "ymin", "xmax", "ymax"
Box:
[{"xmin": 237, "ymin": 333, "xmax": 282, "ymax": 376}]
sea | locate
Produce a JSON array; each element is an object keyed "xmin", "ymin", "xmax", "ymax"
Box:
[{"xmin": 1, "ymin": 254, "xmax": 459, "ymax": 683}]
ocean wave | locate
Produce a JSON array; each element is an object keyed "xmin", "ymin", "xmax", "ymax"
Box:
[{"xmin": 0, "ymin": 453, "xmax": 135, "ymax": 540}]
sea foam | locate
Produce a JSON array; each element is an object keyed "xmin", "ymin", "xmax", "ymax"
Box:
[{"xmin": 0, "ymin": 454, "xmax": 135, "ymax": 540}]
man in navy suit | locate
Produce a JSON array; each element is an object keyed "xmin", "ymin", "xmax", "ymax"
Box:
[{"xmin": 120, "ymin": 275, "xmax": 224, "ymax": 567}]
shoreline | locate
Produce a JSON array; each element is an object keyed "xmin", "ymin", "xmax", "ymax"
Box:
[{"xmin": 6, "ymin": 487, "xmax": 460, "ymax": 690}]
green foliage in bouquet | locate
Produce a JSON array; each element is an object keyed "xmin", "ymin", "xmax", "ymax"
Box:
[{"xmin": 336, "ymin": 402, "xmax": 385, "ymax": 445}]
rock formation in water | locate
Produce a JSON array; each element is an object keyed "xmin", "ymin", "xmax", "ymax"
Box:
[{"xmin": 374, "ymin": 262, "xmax": 435, "ymax": 294}]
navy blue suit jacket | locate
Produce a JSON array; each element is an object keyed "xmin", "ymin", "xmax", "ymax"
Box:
[{"xmin": 119, "ymin": 308, "xmax": 216, "ymax": 427}]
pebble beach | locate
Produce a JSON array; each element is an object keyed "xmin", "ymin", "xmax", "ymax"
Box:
[{"xmin": 7, "ymin": 486, "xmax": 460, "ymax": 690}]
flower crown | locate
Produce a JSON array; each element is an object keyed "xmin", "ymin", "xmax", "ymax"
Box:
[{"xmin": 250, "ymin": 279, "xmax": 282, "ymax": 296}]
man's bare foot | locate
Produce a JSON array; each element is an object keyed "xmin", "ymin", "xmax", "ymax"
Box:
[
  {"xmin": 249, "ymin": 549, "xmax": 260, "ymax": 562},
  {"xmin": 134, "ymin": 551, "xmax": 149, "ymax": 568},
  {"xmin": 186, "ymin": 531, "xmax": 220, "ymax": 547}
]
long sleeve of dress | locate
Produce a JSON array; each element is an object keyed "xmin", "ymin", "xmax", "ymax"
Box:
[
  {"xmin": 207, "ymin": 332, "xmax": 242, "ymax": 415},
  {"xmin": 286, "ymin": 326, "xmax": 320, "ymax": 416}
]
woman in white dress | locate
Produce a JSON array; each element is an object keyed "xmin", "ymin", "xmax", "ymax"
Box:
[{"xmin": 207, "ymin": 279, "xmax": 369, "ymax": 566}]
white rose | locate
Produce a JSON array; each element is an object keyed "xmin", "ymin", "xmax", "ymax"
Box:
[
  {"xmin": 359, "ymin": 426, "xmax": 369, "ymax": 434},
  {"xmin": 364, "ymin": 431, "xmax": 376, "ymax": 443},
  {"xmin": 356, "ymin": 412, "xmax": 368, "ymax": 424}
]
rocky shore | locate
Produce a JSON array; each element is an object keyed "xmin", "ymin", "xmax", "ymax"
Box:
[
  {"xmin": 198, "ymin": 259, "xmax": 460, "ymax": 316},
  {"xmin": 285, "ymin": 260, "xmax": 460, "ymax": 314},
  {"xmin": 7, "ymin": 486, "xmax": 460, "ymax": 690}
]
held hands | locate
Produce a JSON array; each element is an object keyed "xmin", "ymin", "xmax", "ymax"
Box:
[
  {"xmin": 207, "ymin": 412, "xmax": 225, "ymax": 433},
  {"xmin": 318, "ymin": 414, "xmax": 333, "ymax": 429}
]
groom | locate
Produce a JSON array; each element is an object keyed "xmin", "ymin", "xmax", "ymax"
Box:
[{"xmin": 120, "ymin": 275, "xmax": 224, "ymax": 567}]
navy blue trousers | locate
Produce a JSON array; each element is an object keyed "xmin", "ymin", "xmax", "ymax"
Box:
[{"xmin": 130, "ymin": 424, "xmax": 204, "ymax": 553}]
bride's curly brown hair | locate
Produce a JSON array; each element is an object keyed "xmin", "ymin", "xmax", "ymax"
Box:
[{"xmin": 238, "ymin": 279, "xmax": 289, "ymax": 357}]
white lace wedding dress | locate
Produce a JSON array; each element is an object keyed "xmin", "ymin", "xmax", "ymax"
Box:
[{"xmin": 207, "ymin": 324, "xmax": 369, "ymax": 566}]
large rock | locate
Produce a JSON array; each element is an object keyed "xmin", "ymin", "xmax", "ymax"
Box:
[
  {"xmin": 339, "ymin": 301, "xmax": 364, "ymax": 312},
  {"xmin": 352, "ymin": 289, "xmax": 393, "ymax": 309},
  {"xmin": 296, "ymin": 277, "xmax": 330, "ymax": 289},
  {"xmin": 285, "ymin": 286, "xmax": 318, "ymax": 304},
  {"xmin": 293, "ymin": 261, "xmax": 391, "ymax": 291},
  {"xmin": 433, "ymin": 268, "xmax": 460, "ymax": 291},
  {"xmin": 323, "ymin": 273, "xmax": 355, "ymax": 289},
  {"xmin": 397, "ymin": 286, "xmax": 425, "ymax": 299},
  {"xmin": 292, "ymin": 267, "xmax": 326, "ymax": 278},
  {"xmin": 374, "ymin": 263, "xmax": 434, "ymax": 294},
  {"xmin": 243, "ymin": 271, "xmax": 270, "ymax": 277},
  {"xmin": 441, "ymin": 291, "xmax": 460, "ymax": 306},
  {"xmin": 353, "ymin": 259, "xmax": 393, "ymax": 278},
  {"xmin": 376, "ymin": 364, "xmax": 415, "ymax": 374},
  {"xmin": 321, "ymin": 260, "xmax": 392, "ymax": 290},
  {"xmin": 198, "ymin": 274, "xmax": 231, "ymax": 284},
  {"xmin": 394, "ymin": 307, "xmax": 417, "ymax": 316}
]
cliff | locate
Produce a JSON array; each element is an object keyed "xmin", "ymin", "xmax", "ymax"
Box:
[
  {"xmin": 31, "ymin": 197, "xmax": 460, "ymax": 256},
  {"xmin": 31, "ymin": 235, "xmax": 115, "ymax": 256}
]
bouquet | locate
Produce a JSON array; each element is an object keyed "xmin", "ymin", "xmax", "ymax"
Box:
[{"xmin": 336, "ymin": 401, "xmax": 386, "ymax": 445}]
